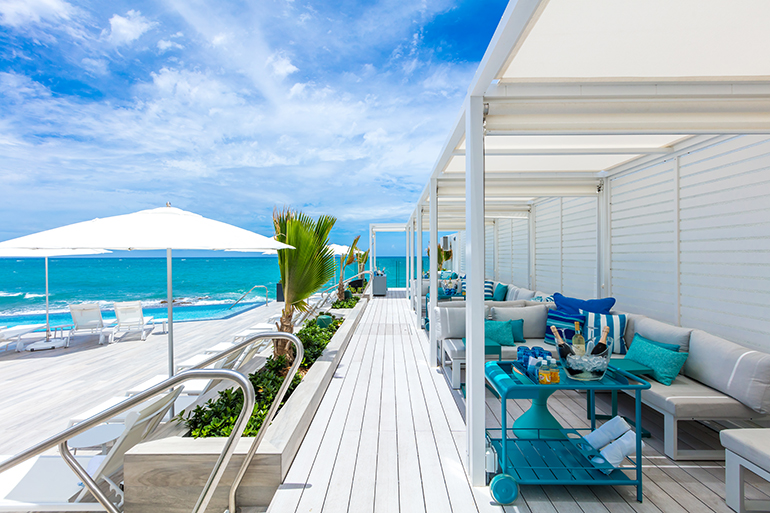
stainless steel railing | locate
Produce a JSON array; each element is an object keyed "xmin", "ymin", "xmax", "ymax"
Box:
[
  {"xmin": 0, "ymin": 369, "xmax": 255, "ymax": 513},
  {"xmin": 229, "ymin": 284, "xmax": 270, "ymax": 310}
]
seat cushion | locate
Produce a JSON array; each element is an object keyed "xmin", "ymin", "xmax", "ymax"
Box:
[
  {"xmin": 516, "ymin": 288, "xmax": 536, "ymax": 301},
  {"xmin": 435, "ymin": 307, "xmax": 466, "ymax": 339},
  {"xmin": 553, "ymin": 293, "xmax": 615, "ymax": 314},
  {"xmin": 686, "ymin": 330, "xmax": 770, "ymax": 414},
  {"xmin": 485, "ymin": 320, "xmax": 516, "ymax": 346},
  {"xmin": 636, "ymin": 374, "xmax": 758, "ymax": 418},
  {"xmin": 505, "ymin": 285, "xmax": 519, "ymax": 301},
  {"xmin": 543, "ymin": 309, "xmax": 585, "ymax": 345},
  {"xmin": 490, "ymin": 305, "xmax": 548, "ymax": 339},
  {"xmin": 625, "ymin": 334, "xmax": 688, "ymax": 386},
  {"xmin": 444, "ymin": 338, "xmax": 554, "ymax": 361},
  {"xmin": 720, "ymin": 429, "xmax": 770, "ymax": 472},
  {"xmin": 581, "ymin": 310, "xmax": 628, "ymax": 354},
  {"xmin": 634, "ymin": 317, "xmax": 692, "ymax": 352},
  {"xmin": 493, "ymin": 283, "xmax": 508, "ymax": 301}
]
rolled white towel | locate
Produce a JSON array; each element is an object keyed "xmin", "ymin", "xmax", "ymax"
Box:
[
  {"xmin": 592, "ymin": 431, "xmax": 643, "ymax": 473},
  {"xmin": 582, "ymin": 416, "xmax": 631, "ymax": 451}
]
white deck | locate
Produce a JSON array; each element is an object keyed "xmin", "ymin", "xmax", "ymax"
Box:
[
  {"xmin": 269, "ymin": 291, "xmax": 770, "ymax": 513},
  {"xmin": 0, "ymin": 301, "xmax": 284, "ymax": 455}
]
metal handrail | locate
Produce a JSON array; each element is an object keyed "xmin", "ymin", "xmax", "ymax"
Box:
[
  {"xmin": 0, "ymin": 369, "xmax": 256, "ymax": 513},
  {"xmin": 229, "ymin": 284, "xmax": 269, "ymax": 310},
  {"xmin": 317, "ymin": 270, "xmax": 373, "ymax": 296}
]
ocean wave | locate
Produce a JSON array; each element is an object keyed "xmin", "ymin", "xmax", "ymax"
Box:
[
  {"xmin": 0, "ymin": 292, "xmax": 23, "ymax": 297},
  {"xmin": 24, "ymin": 293, "xmax": 46, "ymax": 299}
]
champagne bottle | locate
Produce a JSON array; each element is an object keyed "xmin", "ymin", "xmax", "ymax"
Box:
[
  {"xmin": 551, "ymin": 325, "xmax": 575, "ymax": 359},
  {"xmin": 571, "ymin": 321, "xmax": 585, "ymax": 356},
  {"xmin": 591, "ymin": 325, "xmax": 611, "ymax": 355}
]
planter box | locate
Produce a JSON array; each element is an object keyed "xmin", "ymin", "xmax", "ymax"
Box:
[{"xmin": 124, "ymin": 297, "xmax": 369, "ymax": 512}]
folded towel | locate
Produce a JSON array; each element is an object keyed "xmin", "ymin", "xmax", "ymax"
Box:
[
  {"xmin": 592, "ymin": 431, "xmax": 643, "ymax": 473},
  {"xmin": 583, "ymin": 416, "xmax": 631, "ymax": 450}
]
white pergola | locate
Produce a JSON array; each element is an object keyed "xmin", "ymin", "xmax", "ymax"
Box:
[{"xmin": 404, "ymin": 0, "xmax": 770, "ymax": 485}]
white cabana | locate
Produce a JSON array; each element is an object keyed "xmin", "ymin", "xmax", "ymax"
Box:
[
  {"xmin": 0, "ymin": 248, "xmax": 110, "ymax": 349},
  {"xmin": 0, "ymin": 206, "xmax": 291, "ymax": 376},
  {"xmin": 408, "ymin": 0, "xmax": 770, "ymax": 484}
]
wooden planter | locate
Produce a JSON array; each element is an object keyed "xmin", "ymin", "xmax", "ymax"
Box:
[{"xmin": 124, "ymin": 298, "xmax": 369, "ymax": 512}]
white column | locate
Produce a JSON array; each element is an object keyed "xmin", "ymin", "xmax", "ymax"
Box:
[
  {"xmin": 406, "ymin": 224, "xmax": 411, "ymax": 296},
  {"xmin": 371, "ymin": 228, "xmax": 377, "ymax": 273},
  {"xmin": 429, "ymin": 178, "xmax": 439, "ymax": 366},
  {"xmin": 416, "ymin": 207, "xmax": 423, "ymax": 325},
  {"xmin": 596, "ymin": 180, "xmax": 607, "ymax": 298},
  {"xmin": 493, "ymin": 219, "xmax": 499, "ymax": 281},
  {"xmin": 529, "ymin": 206, "xmax": 536, "ymax": 291},
  {"xmin": 674, "ymin": 156, "xmax": 681, "ymax": 325},
  {"xmin": 465, "ymin": 95, "xmax": 485, "ymax": 485}
]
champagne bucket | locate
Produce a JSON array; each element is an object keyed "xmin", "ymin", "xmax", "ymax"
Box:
[{"xmin": 558, "ymin": 335, "xmax": 612, "ymax": 381}]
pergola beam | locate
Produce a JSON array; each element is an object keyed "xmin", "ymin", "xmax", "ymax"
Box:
[{"xmin": 452, "ymin": 147, "xmax": 674, "ymax": 156}]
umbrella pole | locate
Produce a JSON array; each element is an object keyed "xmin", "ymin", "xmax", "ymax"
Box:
[
  {"xmin": 167, "ymin": 249, "xmax": 174, "ymax": 379},
  {"xmin": 45, "ymin": 257, "xmax": 50, "ymax": 341}
]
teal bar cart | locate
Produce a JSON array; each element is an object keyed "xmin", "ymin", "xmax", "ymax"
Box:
[{"xmin": 485, "ymin": 361, "xmax": 651, "ymax": 505}]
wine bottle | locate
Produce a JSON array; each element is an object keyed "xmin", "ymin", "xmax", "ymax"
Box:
[
  {"xmin": 591, "ymin": 325, "xmax": 611, "ymax": 355},
  {"xmin": 551, "ymin": 325, "xmax": 575, "ymax": 359},
  {"xmin": 571, "ymin": 321, "xmax": 585, "ymax": 356}
]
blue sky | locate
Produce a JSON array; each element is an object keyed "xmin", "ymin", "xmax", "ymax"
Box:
[{"xmin": 0, "ymin": 0, "xmax": 507, "ymax": 255}]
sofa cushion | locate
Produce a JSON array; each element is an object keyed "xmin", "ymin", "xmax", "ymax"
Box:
[
  {"xmin": 516, "ymin": 288, "xmax": 536, "ymax": 301},
  {"xmin": 505, "ymin": 285, "xmax": 519, "ymax": 301},
  {"xmin": 553, "ymin": 293, "xmax": 615, "ymax": 314},
  {"xmin": 544, "ymin": 309, "xmax": 585, "ymax": 345},
  {"xmin": 625, "ymin": 334, "xmax": 688, "ymax": 386},
  {"xmin": 435, "ymin": 306, "xmax": 466, "ymax": 339},
  {"xmin": 634, "ymin": 317, "xmax": 692, "ymax": 352},
  {"xmin": 637, "ymin": 374, "xmax": 758, "ymax": 418},
  {"xmin": 493, "ymin": 283, "xmax": 508, "ymax": 301},
  {"xmin": 581, "ymin": 310, "xmax": 628, "ymax": 354},
  {"xmin": 444, "ymin": 337, "xmax": 554, "ymax": 361},
  {"xmin": 720, "ymin": 429, "xmax": 770, "ymax": 473},
  {"xmin": 490, "ymin": 305, "xmax": 548, "ymax": 339},
  {"xmin": 685, "ymin": 330, "xmax": 770, "ymax": 414},
  {"xmin": 485, "ymin": 319, "xmax": 516, "ymax": 346},
  {"xmin": 484, "ymin": 280, "xmax": 495, "ymax": 299}
]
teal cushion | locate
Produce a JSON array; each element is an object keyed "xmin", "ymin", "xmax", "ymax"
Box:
[
  {"xmin": 625, "ymin": 334, "xmax": 688, "ymax": 386},
  {"xmin": 493, "ymin": 283, "xmax": 508, "ymax": 301},
  {"xmin": 632, "ymin": 333, "xmax": 679, "ymax": 352},
  {"xmin": 509, "ymin": 318, "xmax": 525, "ymax": 343},
  {"xmin": 484, "ymin": 319, "xmax": 515, "ymax": 346}
]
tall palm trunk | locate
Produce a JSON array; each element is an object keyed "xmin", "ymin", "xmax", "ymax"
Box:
[{"xmin": 275, "ymin": 304, "xmax": 294, "ymax": 358}]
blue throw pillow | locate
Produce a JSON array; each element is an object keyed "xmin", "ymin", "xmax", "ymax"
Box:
[
  {"xmin": 484, "ymin": 319, "xmax": 516, "ymax": 346},
  {"xmin": 581, "ymin": 310, "xmax": 627, "ymax": 355},
  {"xmin": 544, "ymin": 309, "xmax": 586, "ymax": 345},
  {"xmin": 509, "ymin": 318, "xmax": 525, "ymax": 343},
  {"xmin": 631, "ymin": 333, "xmax": 679, "ymax": 352},
  {"xmin": 493, "ymin": 283, "xmax": 508, "ymax": 301},
  {"xmin": 625, "ymin": 335, "xmax": 688, "ymax": 386},
  {"xmin": 553, "ymin": 293, "xmax": 615, "ymax": 315},
  {"xmin": 484, "ymin": 280, "xmax": 495, "ymax": 300}
]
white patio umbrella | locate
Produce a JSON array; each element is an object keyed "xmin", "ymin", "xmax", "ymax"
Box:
[
  {"xmin": 0, "ymin": 206, "xmax": 291, "ymax": 376},
  {"xmin": 0, "ymin": 248, "xmax": 110, "ymax": 345}
]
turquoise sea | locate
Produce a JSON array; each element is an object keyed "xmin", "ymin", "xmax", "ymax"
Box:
[{"xmin": 0, "ymin": 255, "xmax": 414, "ymax": 327}]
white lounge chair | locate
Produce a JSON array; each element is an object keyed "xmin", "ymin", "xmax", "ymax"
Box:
[
  {"xmin": 110, "ymin": 300, "xmax": 154, "ymax": 343},
  {"xmin": 0, "ymin": 388, "xmax": 181, "ymax": 511},
  {"xmin": 0, "ymin": 324, "xmax": 45, "ymax": 352},
  {"xmin": 67, "ymin": 303, "xmax": 114, "ymax": 346}
]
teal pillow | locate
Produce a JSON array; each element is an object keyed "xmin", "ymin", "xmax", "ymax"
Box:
[
  {"xmin": 493, "ymin": 283, "xmax": 508, "ymax": 301},
  {"xmin": 510, "ymin": 318, "xmax": 525, "ymax": 343},
  {"xmin": 484, "ymin": 319, "xmax": 515, "ymax": 346},
  {"xmin": 632, "ymin": 333, "xmax": 679, "ymax": 352},
  {"xmin": 625, "ymin": 335, "xmax": 688, "ymax": 386}
]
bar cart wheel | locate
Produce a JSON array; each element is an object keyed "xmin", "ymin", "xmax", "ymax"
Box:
[{"xmin": 490, "ymin": 473, "xmax": 518, "ymax": 504}]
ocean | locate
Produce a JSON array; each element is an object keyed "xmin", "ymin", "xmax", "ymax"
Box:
[{"xmin": 0, "ymin": 255, "xmax": 415, "ymax": 327}]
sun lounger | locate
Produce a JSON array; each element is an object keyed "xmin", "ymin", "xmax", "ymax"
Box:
[
  {"xmin": 1, "ymin": 389, "xmax": 181, "ymax": 511},
  {"xmin": 110, "ymin": 300, "xmax": 154, "ymax": 343},
  {"xmin": 0, "ymin": 324, "xmax": 46, "ymax": 352},
  {"xmin": 232, "ymin": 322, "xmax": 275, "ymax": 344},
  {"xmin": 67, "ymin": 303, "xmax": 115, "ymax": 346}
]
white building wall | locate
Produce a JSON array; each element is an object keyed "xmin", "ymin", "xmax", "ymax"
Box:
[
  {"xmin": 496, "ymin": 219, "xmax": 513, "ymax": 284},
  {"xmin": 485, "ymin": 224, "xmax": 495, "ymax": 279},
  {"xmin": 534, "ymin": 199, "xmax": 562, "ymax": 294},
  {"xmin": 511, "ymin": 218, "xmax": 530, "ymax": 288},
  {"xmin": 677, "ymin": 135, "xmax": 770, "ymax": 350},
  {"xmin": 562, "ymin": 197, "xmax": 598, "ymax": 299}
]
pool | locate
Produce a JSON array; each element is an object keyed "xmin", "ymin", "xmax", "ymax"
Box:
[{"xmin": 0, "ymin": 301, "xmax": 264, "ymax": 329}]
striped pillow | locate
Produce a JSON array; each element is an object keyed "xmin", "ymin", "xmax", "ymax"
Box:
[
  {"xmin": 484, "ymin": 280, "xmax": 495, "ymax": 300},
  {"xmin": 544, "ymin": 309, "xmax": 586, "ymax": 345},
  {"xmin": 581, "ymin": 310, "xmax": 627, "ymax": 354}
]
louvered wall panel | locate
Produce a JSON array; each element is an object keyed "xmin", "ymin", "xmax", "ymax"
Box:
[
  {"xmin": 678, "ymin": 135, "xmax": 770, "ymax": 350},
  {"xmin": 496, "ymin": 219, "xmax": 513, "ymax": 283},
  {"xmin": 561, "ymin": 197, "xmax": 598, "ymax": 298},
  {"xmin": 535, "ymin": 199, "xmax": 562, "ymax": 294},
  {"xmin": 511, "ymin": 218, "xmax": 530, "ymax": 288},
  {"xmin": 610, "ymin": 160, "xmax": 677, "ymax": 322},
  {"xmin": 485, "ymin": 225, "xmax": 495, "ymax": 279},
  {"xmin": 456, "ymin": 230, "xmax": 466, "ymax": 274}
]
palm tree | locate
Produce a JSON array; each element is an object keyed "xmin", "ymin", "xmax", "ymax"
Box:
[
  {"xmin": 336, "ymin": 236, "xmax": 360, "ymax": 301},
  {"xmin": 355, "ymin": 248, "xmax": 369, "ymax": 278},
  {"xmin": 273, "ymin": 208, "xmax": 336, "ymax": 360}
]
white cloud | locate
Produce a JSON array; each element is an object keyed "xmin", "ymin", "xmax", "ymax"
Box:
[
  {"xmin": 81, "ymin": 57, "xmax": 108, "ymax": 75},
  {"xmin": 103, "ymin": 10, "xmax": 155, "ymax": 46},
  {"xmin": 157, "ymin": 39, "xmax": 184, "ymax": 52},
  {"xmin": 266, "ymin": 53, "xmax": 298, "ymax": 78},
  {"xmin": 0, "ymin": 0, "xmax": 73, "ymax": 27}
]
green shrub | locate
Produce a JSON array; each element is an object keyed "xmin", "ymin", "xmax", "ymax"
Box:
[
  {"xmin": 183, "ymin": 314, "xmax": 342, "ymax": 438},
  {"xmin": 331, "ymin": 296, "xmax": 360, "ymax": 309}
]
